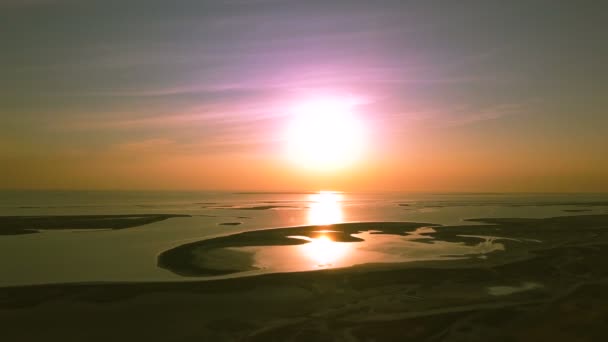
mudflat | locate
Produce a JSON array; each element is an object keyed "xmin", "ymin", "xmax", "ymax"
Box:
[
  {"xmin": 1, "ymin": 214, "xmax": 607, "ymax": 341},
  {"xmin": 0, "ymin": 214, "xmax": 190, "ymax": 235}
]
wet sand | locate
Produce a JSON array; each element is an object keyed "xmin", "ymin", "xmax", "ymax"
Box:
[{"xmin": 1, "ymin": 214, "xmax": 607, "ymax": 341}]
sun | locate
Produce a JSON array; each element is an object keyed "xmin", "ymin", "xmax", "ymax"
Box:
[{"xmin": 285, "ymin": 97, "xmax": 366, "ymax": 171}]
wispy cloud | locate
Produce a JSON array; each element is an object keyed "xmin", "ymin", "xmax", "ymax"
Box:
[
  {"xmin": 445, "ymin": 103, "xmax": 530, "ymax": 126},
  {"xmin": 113, "ymin": 138, "xmax": 175, "ymax": 153},
  {"xmin": 61, "ymin": 100, "xmax": 284, "ymax": 130},
  {"xmin": 0, "ymin": 0, "xmax": 57, "ymax": 7}
]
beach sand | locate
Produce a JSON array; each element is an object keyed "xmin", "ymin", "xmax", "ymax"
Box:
[{"xmin": 1, "ymin": 214, "xmax": 607, "ymax": 341}]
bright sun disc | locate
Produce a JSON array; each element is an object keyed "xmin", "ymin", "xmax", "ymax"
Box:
[{"xmin": 286, "ymin": 97, "xmax": 366, "ymax": 170}]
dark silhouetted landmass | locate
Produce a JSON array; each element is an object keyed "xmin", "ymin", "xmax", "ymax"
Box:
[
  {"xmin": 0, "ymin": 214, "xmax": 190, "ymax": 235},
  {"xmin": 227, "ymin": 205, "xmax": 300, "ymax": 210}
]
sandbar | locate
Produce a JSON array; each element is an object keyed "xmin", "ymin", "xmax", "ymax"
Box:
[{"xmin": 0, "ymin": 214, "xmax": 190, "ymax": 235}]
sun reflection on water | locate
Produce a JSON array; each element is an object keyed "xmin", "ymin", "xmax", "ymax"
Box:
[
  {"xmin": 298, "ymin": 233, "xmax": 351, "ymax": 268},
  {"xmin": 307, "ymin": 191, "xmax": 344, "ymax": 225},
  {"xmin": 297, "ymin": 191, "xmax": 350, "ymax": 267},
  {"xmin": 240, "ymin": 191, "xmax": 509, "ymax": 272},
  {"xmin": 290, "ymin": 234, "xmax": 353, "ymax": 267}
]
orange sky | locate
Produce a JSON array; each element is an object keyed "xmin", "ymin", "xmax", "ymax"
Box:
[
  {"xmin": 2, "ymin": 112, "xmax": 606, "ymax": 192},
  {"xmin": 1, "ymin": 1, "xmax": 607, "ymax": 192}
]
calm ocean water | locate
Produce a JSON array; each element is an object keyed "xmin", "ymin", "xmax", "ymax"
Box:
[{"xmin": 1, "ymin": 191, "xmax": 607, "ymax": 286}]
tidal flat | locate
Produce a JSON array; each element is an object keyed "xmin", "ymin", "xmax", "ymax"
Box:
[
  {"xmin": 1, "ymin": 214, "xmax": 607, "ymax": 341},
  {"xmin": 0, "ymin": 214, "xmax": 191, "ymax": 235}
]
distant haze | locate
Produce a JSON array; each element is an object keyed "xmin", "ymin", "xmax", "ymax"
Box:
[{"xmin": 1, "ymin": 0, "xmax": 607, "ymax": 192}]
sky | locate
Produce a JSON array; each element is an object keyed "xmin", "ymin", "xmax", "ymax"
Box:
[{"xmin": 1, "ymin": 0, "xmax": 607, "ymax": 192}]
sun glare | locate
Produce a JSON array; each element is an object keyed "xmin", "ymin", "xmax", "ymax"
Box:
[
  {"xmin": 307, "ymin": 191, "xmax": 344, "ymax": 225},
  {"xmin": 300, "ymin": 233, "xmax": 351, "ymax": 267},
  {"xmin": 285, "ymin": 97, "xmax": 366, "ymax": 171}
]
